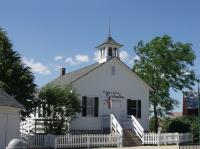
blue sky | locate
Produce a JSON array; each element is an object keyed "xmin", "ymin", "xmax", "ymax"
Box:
[{"xmin": 1, "ymin": 0, "xmax": 200, "ymax": 112}]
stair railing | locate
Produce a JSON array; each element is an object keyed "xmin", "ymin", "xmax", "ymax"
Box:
[
  {"xmin": 102, "ymin": 114, "xmax": 123, "ymax": 135},
  {"xmin": 20, "ymin": 117, "xmax": 35, "ymax": 134},
  {"xmin": 127, "ymin": 115, "xmax": 144, "ymax": 141},
  {"xmin": 110, "ymin": 114, "xmax": 123, "ymax": 135}
]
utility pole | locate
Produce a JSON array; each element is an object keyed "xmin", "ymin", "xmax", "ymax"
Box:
[{"xmin": 198, "ymin": 76, "xmax": 200, "ymax": 143}]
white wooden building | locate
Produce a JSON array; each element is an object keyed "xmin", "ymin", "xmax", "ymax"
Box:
[
  {"xmin": 48, "ymin": 34, "xmax": 152, "ymax": 132},
  {"xmin": 21, "ymin": 34, "xmax": 193, "ymax": 148},
  {"xmin": 0, "ymin": 89, "xmax": 24, "ymax": 149}
]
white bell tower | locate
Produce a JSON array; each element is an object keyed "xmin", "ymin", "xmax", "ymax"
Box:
[{"xmin": 96, "ymin": 29, "xmax": 123, "ymax": 63}]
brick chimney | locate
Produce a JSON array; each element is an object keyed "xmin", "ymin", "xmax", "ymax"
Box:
[{"xmin": 61, "ymin": 67, "xmax": 65, "ymax": 76}]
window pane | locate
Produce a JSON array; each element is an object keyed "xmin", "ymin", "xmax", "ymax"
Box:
[
  {"xmin": 127, "ymin": 100, "xmax": 136, "ymax": 108},
  {"xmin": 128, "ymin": 109, "xmax": 136, "ymax": 116},
  {"xmin": 87, "ymin": 97, "xmax": 94, "ymax": 116}
]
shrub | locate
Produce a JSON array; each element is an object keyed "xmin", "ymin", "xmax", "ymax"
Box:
[
  {"xmin": 168, "ymin": 120, "xmax": 190, "ymax": 133},
  {"xmin": 166, "ymin": 116, "xmax": 198, "ymax": 142}
]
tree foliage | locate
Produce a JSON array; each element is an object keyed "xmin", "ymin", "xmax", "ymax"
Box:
[
  {"xmin": 133, "ymin": 35, "xmax": 196, "ymax": 132},
  {"xmin": 38, "ymin": 85, "xmax": 81, "ymax": 135},
  {"xmin": 0, "ymin": 28, "xmax": 37, "ymax": 118}
]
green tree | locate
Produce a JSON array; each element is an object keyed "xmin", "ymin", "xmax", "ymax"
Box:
[
  {"xmin": 0, "ymin": 28, "xmax": 37, "ymax": 118},
  {"xmin": 38, "ymin": 85, "xmax": 81, "ymax": 134},
  {"xmin": 133, "ymin": 35, "xmax": 196, "ymax": 132}
]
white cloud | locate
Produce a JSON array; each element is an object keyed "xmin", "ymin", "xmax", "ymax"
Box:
[
  {"xmin": 129, "ymin": 55, "xmax": 140, "ymax": 65},
  {"xmin": 65, "ymin": 54, "xmax": 89, "ymax": 66},
  {"xmin": 119, "ymin": 50, "xmax": 140, "ymax": 65},
  {"xmin": 53, "ymin": 64, "xmax": 63, "ymax": 71},
  {"xmin": 94, "ymin": 51, "xmax": 99, "ymax": 62},
  {"xmin": 54, "ymin": 55, "xmax": 64, "ymax": 61},
  {"xmin": 120, "ymin": 51, "xmax": 129, "ymax": 61},
  {"xmin": 65, "ymin": 57, "xmax": 78, "ymax": 65},
  {"xmin": 22, "ymin": 57, "xmax": 51, "ymax": 75},
  {"xmin": 75, "ymin": 54, "xmax": 89, "ymax": 62},
  {"xmin": 134, "ymin": 55, "xmax": 140, "ymax": 61}
]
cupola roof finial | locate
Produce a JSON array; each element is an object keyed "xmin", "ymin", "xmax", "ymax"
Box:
[{"xmin": 108, "ymin": 22, "xmax": 111, "ymax": 37}]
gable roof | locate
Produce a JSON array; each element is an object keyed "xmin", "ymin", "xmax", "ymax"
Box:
[
  {"xmin": 48, "ymin": 62, "xmax": 104, "ymax": 87},
  {"xmin": 0, "ymin": 89, "xmax": 24, "ymax": 109},
  {"xmin": 47, "ymin": 58, "xmax": 152, "ymax": 91}
]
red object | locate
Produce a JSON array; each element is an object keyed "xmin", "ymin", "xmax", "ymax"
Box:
[{"xmin": 107, "ymin": 96, "xmax": 112, "ymax": 109}]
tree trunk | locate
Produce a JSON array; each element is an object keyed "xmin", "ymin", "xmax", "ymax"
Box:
[{"xmin": 153, "ymin": 101, "xmax": 158, "ymax": 133}]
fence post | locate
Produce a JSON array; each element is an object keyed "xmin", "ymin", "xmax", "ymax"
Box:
[
  {"xmin": 117, "ymin": 134, "xmax": 122, "ymax": 148},
  {"xmin": 87, "ymin": 135, "xmax": 90, "ymax": 149},
  {"xmin": 142, "ymin": 133, "xmax": 144, "ymax": 144},
  {"xmin": 55, "ymin": 136, "xmax": 57, "ymax": 149},
  {"xmin": 176, "ymin": 133, "xmax": 179, "ymax": 146}
]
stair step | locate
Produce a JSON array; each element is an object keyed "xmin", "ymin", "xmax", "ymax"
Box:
[{"xmin": 122, "ymin": 129, "xmax": 142, "ymax": 147}]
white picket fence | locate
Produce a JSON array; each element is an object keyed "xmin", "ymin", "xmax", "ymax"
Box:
[
  {"xmin": 21, "ymin": 132, "xmax": 192, "ymax": 148},
  {"xmin": 20, "ymin": 132, "xmax": 122, "ymax": 148},
  {"xmin": 56, "ymin": 134, "xmax": 122, "ymax": 148},
  {"xmin": 143, "ymin": 133, "xmax": 193, "ymax": 145},
  {"xmin": 179, "ymin": 133, "xmax": 193, "ymax": 144}
]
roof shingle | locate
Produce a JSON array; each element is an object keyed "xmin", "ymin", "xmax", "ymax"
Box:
[
  {"xmin": 0, "ymin": 89, "xmax": 24, "ymax": 108},
  {"xmin": 96, "ymin": 36, "xmax": 123, "ymax": 48},
  {"xmin": 48, "ymin": 63, "xmax": 103, "ymax": 87}
]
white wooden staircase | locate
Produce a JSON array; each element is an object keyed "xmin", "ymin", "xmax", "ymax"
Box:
[{"xmin": 102, "ymin": 114, "xmax": 144, "ymax": 147}]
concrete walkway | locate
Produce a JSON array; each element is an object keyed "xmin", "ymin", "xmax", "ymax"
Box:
[{"xmin": 96, "ymin": 145, "xmax": 179, "ymax": 149}]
